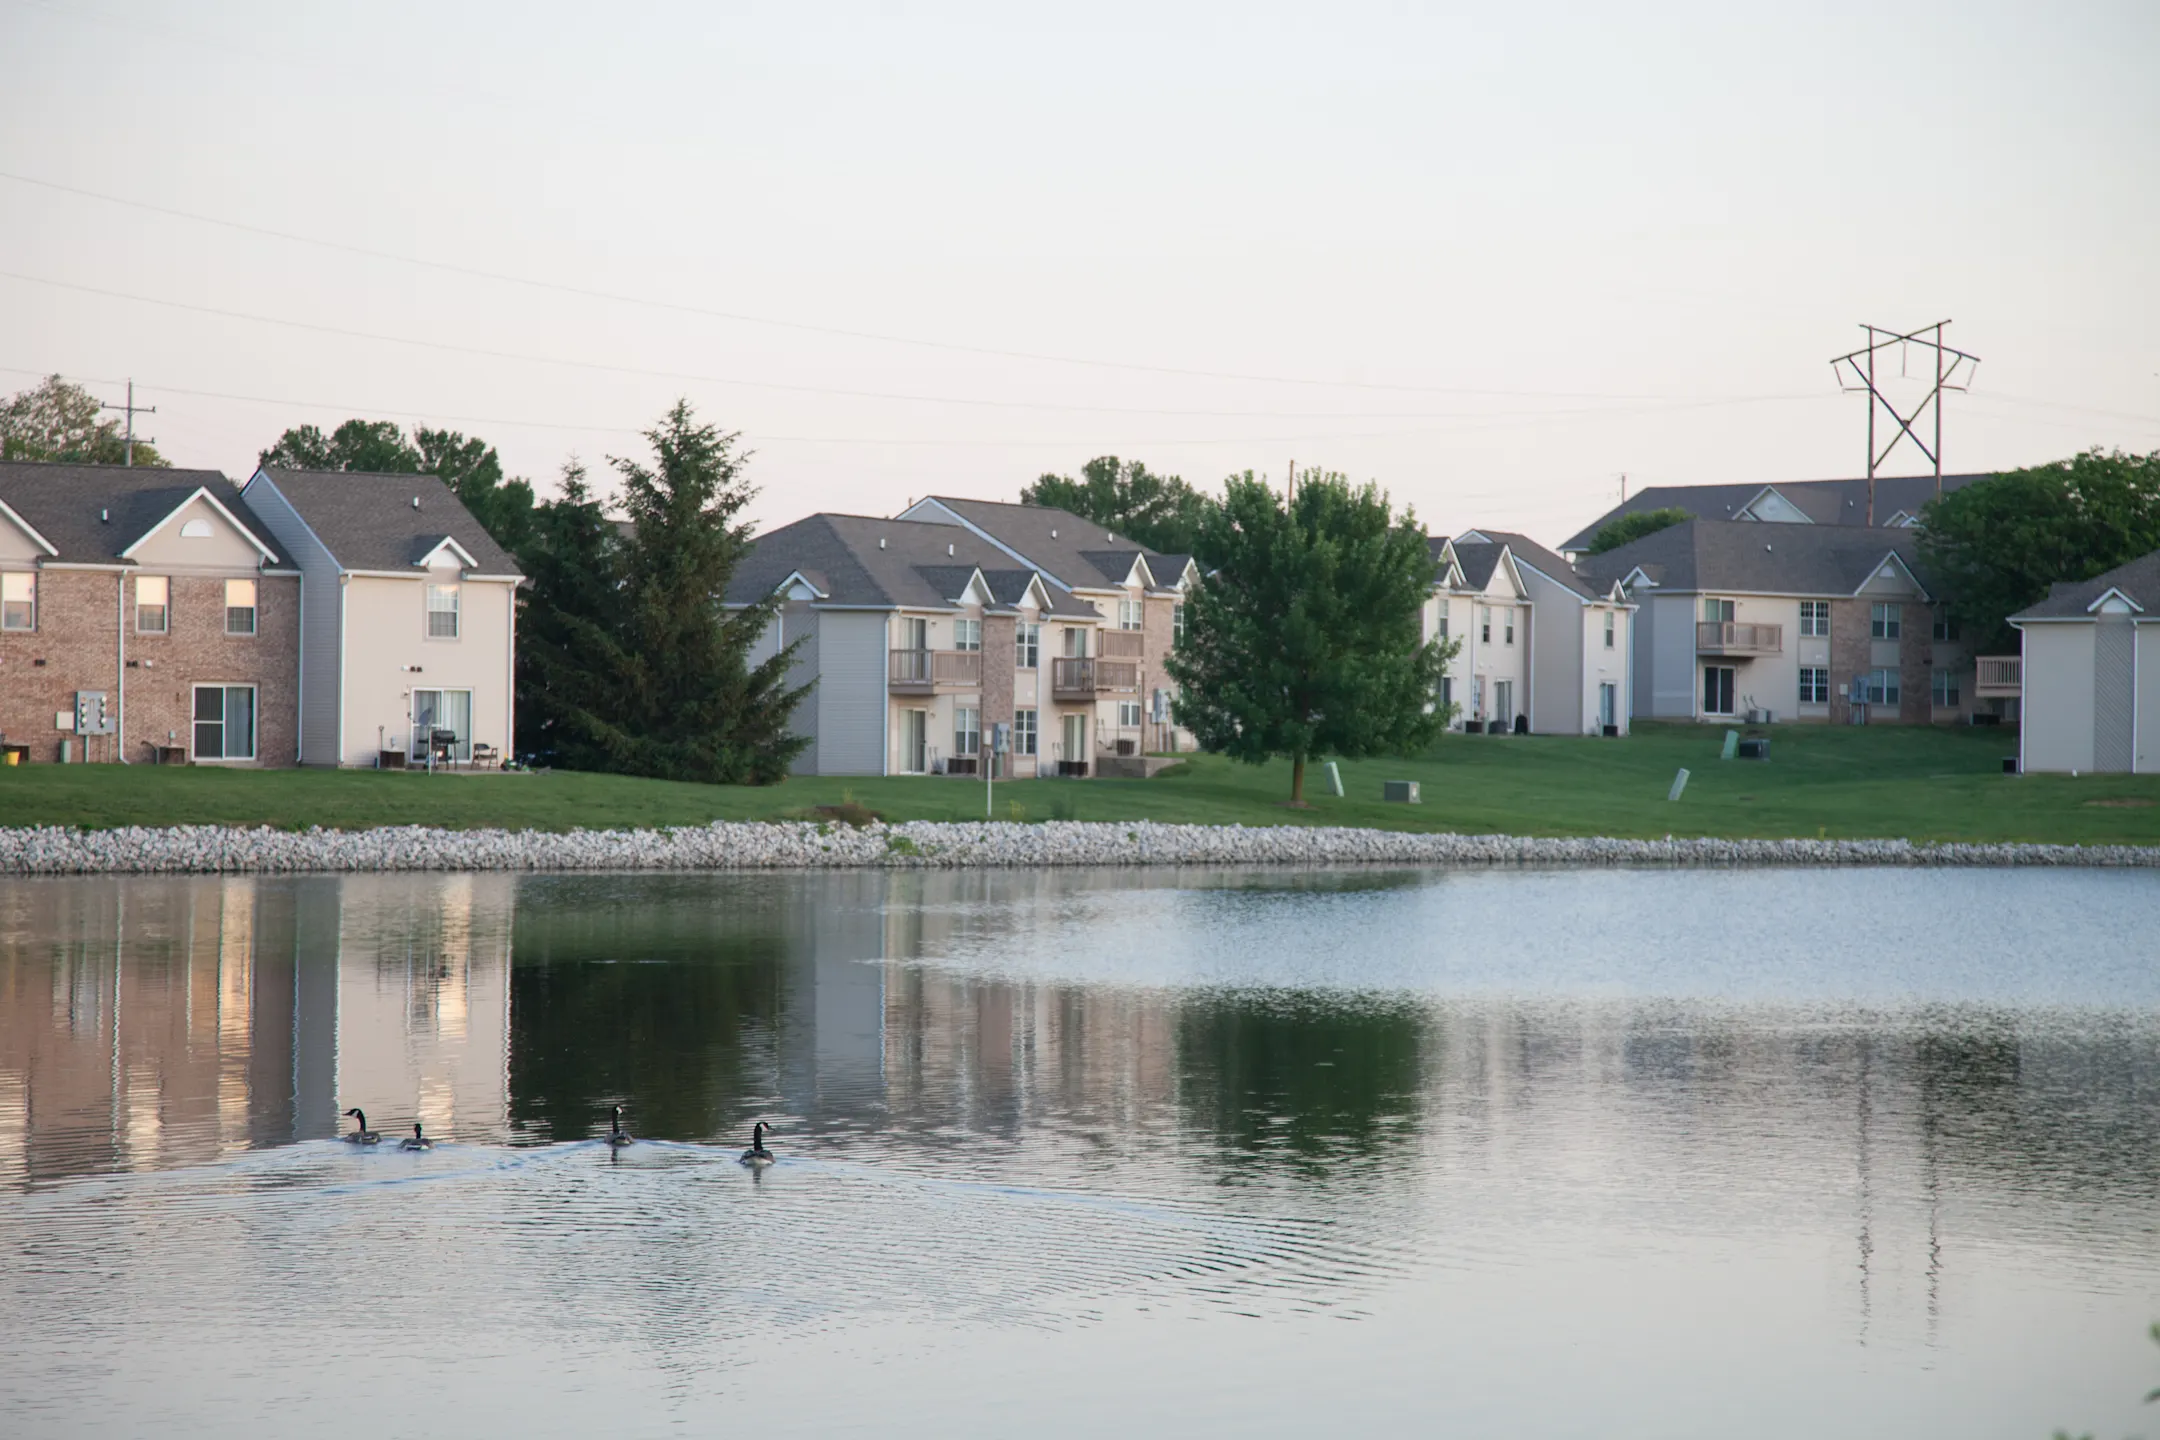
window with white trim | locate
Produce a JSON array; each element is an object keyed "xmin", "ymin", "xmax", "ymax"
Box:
[
  {"xmin": 1870, "ymin": 602, "xmax": 1901, "ymax": 640},
  {"xmin": 954, "ymin": 706, "xmax": 981, "ymax": 757},
  {"xmin": 1603, "ymin": 611, "xmax": 1615, "ymax": 649},
  {"xmin": 1860, "ymin": 668, "xmax": 1900, "ymax": 705},
  {"xmin": 1171, "ymin": 603, "xmax": 1186, "ymax": 646},
  {"xmin": 1931, "ymin": 668, "xmax": 1960, "ymax": 708},
  {"xmin": 225, "ymin": 578, "xmax": 257, "ymax": 636},
  {"xmin": 1479, "ymin": 606, "xmax": 1491, "ymax": 643},
  {"xmin": 1703, "ymin": 597, "xmax": 1736, "ymax": 623},
  {"xmin": 1799, "ymin": 667, "xmax": 1829, "ymax": 705},
  {"xmin": 192, "ymin": 685, "xmax": 256, "ymax": 760},
  {"xmin": 1013, "ymin": 708, "xmax": 1038, "ymax": 756},
  {"xmin": 954, "ymin": 617, "xmax": 982, "ymax": 652},
  {"xmin": 1016, "ymin": 622, "xmax": 1039, "ymax": 668},
  {"xmin": 1, "ymin": 572, "xmax": 34, "ymax": 631},
  {"xmin": 1703, "ymin": 666, "xmax": 1736, "ymax": 715},
  {"xmin": 1931, "ymin": 613, "xmax": 1959, "ymax": 643},
  {"xmin": 427, "ymin": 583, "xmax": 461, "ymax": 639},
  {"xmin": 1437, "ymin": 611, "xmax": 1449, "ymax": 640},
  {"xmin": 1118, "ymin": 599, "xmax": 1143, "ymax": 630},
  {"xmin": 135, "ymin": 575, "xmax": 169, "ymax": 634},
  {"xmin": 1503, "ymin": 610, "xmax": 1515, "ymax": 645},
  {"xmin": 1117, "ymin": 700, "xmax": 1142, "ymax": 728},
  {"xmin": 1799, "ymin": 601, "xmax": 1829, "ymax": 637}
]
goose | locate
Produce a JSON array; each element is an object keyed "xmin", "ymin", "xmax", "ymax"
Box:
[
  {"xmin": 341, "ymin": 1108, "xmax": 380, "ymax": 1145},
  {"xmin": 607, "ymin": 1105, "xmax": 634, "ymax": 1148},
  {"xmin": 739, "ymin": 1121, "xmax": 774, "ymax": 1167},
  {"xmin": 401, "ymin": 1122, "xmax": 433, "ymax": 1152}
]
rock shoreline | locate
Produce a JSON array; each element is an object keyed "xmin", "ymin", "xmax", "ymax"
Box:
[{"xmin": 0, "ymin": 821, "xmax": 2153, "ymax": 875}]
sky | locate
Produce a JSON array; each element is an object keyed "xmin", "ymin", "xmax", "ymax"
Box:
[{"xmin": 1, "ymin": 0, "xmax": 2156, "ymax": 545}]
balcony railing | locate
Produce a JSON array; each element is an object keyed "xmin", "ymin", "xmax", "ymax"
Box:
[
  {"xmin": 1974, "ymin": 655, "xmax": 2021, "ymax": 697},
  {"xmin": 1696, "ymin": 620, "xmax": 1782, "ymax": 656},
  {"xmin": 1100, "ymin": 628, "xmax": 1145, "ymax": 660},
  {"xmin": 1050, "ymin": 657, "xmax": 1141, "ymax": 698},
  {"xmin": 888, "ymin": 648, "xmax": 982, "ymax": 691}
]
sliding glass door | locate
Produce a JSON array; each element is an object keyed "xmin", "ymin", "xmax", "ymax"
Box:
[{"xmin": 412, "ymin": 688, "xmax": 474, "ymax": 761}]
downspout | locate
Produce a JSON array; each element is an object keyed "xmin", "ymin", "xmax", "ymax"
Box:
[
  {"xmin": 337, "ymin": 573, "xmax": 349, "ymax": 766},
  {"xmin": 295, "ymin": 563, "xmax": 305, "ymax": 764},
  {"xmin": 116, "ymin": 571, "xmax": 127, "ymax": 763},
  {"xmin": 506, "ymin": 581, "xmax": 517, "ymax": 764}
]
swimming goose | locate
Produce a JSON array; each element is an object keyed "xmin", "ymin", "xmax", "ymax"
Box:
[
  {"xmin": 401, "ymin": 1122, "xmax": 433, "ymax": 1151},
  {"xmin": 607, "ymin": 1105, "xmax": 634, "ymax": 1148},
  {"xmin": 739, "ymin": 1121, "xmax": 774, "ymax": 1167},
  {"xmin": 341, "ymin": 1109, "xmax": 379, "ymax": 1145}
]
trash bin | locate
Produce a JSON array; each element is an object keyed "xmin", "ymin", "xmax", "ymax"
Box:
[{"xmin": 2002, "ymin": 756, "xmax": 2019, "ymax": 774}]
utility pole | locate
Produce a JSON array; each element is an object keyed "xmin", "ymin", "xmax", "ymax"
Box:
[
  {"xmin": 100, "ymin": 380, "xmax": 157, "ymax": 466},
  {"xmin": 1286, "ymin": 457, "xmax": 1296, "ymax": 503},
  {"xmin": 1829, "ymin": 323, "xmax": 1979, "ymax": 523},
  {"xmin": 1620, "ymin": 473, "xmax": 1628, "ymax": 504}
]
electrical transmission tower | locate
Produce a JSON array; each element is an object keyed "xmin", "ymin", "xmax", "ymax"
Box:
[
  {"xmin": 1829, "ymin": 321, "xmax": 1980, "ymax": 523},
  {"xmin": 99, "ymin": 379, "xmax": 157, "ymax": 467}
]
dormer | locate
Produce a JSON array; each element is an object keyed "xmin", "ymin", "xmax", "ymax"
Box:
[
  {"xmin": 412, "ymin": 535, "xmax": 480, "ymax": 573},
  {"xmin": 1731, "ymin": 486, "xmax": 1814, "ymax": 524},
  {"xmin": 122, "ymin": 486, "xmax": 278, "ymax": 570}
]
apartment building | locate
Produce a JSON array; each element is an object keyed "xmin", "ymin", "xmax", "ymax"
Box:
[
  {"xmin": 0, "ymin": 463, "xmax": 298, "ymax": 765},
  {"xmin": 2010, "ymin": 546, "xmax": 2160, "ymax": 773},
  {"xmin": 893, "ymin": 497, "xmax": 1200, "ymax": 755},
  {"xmin": 1455, "ymin": 529, "xmax": 1633, "ymax": 735},
  {"xmin": 725, "ymin": 513, "xmax": 1107, "ymax": 777},
  {"xmin": 1559, "ymin": 472, "xmax": 1992, "ymax": 557},
  {"xmin": 1424, "ymin": 537, "xmax": 1531, "ymax": 732},
  {"xmin": 1577, "ymin": 519, "xmax": 1968, "ymax": 724}
]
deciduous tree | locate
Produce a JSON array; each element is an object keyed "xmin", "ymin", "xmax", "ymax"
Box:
[
  {"xmin": 0, "ymin": 375, "xmax": 168, "ymax": 466},
  {"xmin": 1587, "ymin": 505, "xmax": 1691, "ymax": 555},
  {"xmin": 1021, "ymin": 456, "xmax": 1219, "ymax": 559},
  {"xmin": 1919, "ymin": 449, "xmax": 2160, "ymax": 651},
  {"xmin": 1164, "ymin": 468, "xmax": 1454, "ymax": 804},
  {"xmin": 259, "ymin": 418, "xmax": 534, "ymax": 553}
]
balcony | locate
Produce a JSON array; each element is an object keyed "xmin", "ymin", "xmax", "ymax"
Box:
[
  {"xmin": 1696, "ymin": 621, "xmax": 1782, "ymax": 656},
  {"xmin": 1974, "ymin": 655, "xmax": 2021, "ymax": 698},
  {"xmin": 1100, "ymin": 628, "xmax": 1145, "ymax": 660},
  {"xmin": 1050, "ymin": 657, "xmax": 1141, "ymax": 698},
  {"xmin": 888, "ymin": 648, "xmax": 982, "ymax": 693}
]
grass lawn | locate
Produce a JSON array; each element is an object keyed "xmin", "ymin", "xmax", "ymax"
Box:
[{"xmin": 0, "ymin": 723, "xmax": 2155, "ymax": 844}]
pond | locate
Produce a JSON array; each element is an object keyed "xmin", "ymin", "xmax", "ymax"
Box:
[{"xmin": 0, "ymin": 867, "xmax": 2155, "ymax": 1437}]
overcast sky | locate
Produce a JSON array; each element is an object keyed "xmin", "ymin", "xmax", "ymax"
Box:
[{"xmin": 2, "ymin": 0, "xmax": 2155, "ymax": 544}]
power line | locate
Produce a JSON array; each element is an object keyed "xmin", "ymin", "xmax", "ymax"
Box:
[
  {"xmin": 0, "ymin": 167, "xmax": 1785, "ymax": 404},
  {"xmin": 0, "ymin": 266, "xmax": 1833, "ymax": 422}
]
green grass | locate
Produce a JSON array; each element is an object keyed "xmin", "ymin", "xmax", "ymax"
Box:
[{"xmin": 0, "ymin": 723, "xmax": 2155, "ymax": 844}]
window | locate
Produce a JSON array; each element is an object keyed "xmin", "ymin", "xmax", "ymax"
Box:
[
  {"xmin": 1599, "ymin": 682, "xmax": 1617, "ymax": 729},
  {"xmin": 225, "ymin": 579, "xmax": 257, "ymax": 636},
  {"xmin": 1703, "ymin": 598, "xmax": 1736, "ymax": 623},
  {"xmin": 1932, "ymin": 613, "xmax": 1959, "ymax": 643},
  {"xmin": 1061, "ymin": 712, "xmax": 1086, "ymax": 764},
  {"xmin": 1438, "ymin": 612, "xmax": 1449, "ymax": 640},
  {"xmin": 1800, "ymin": 667, "xmax": 1829, "ymax": 705},
  {"xmin": 1118, "ymin": 599, "xmax": 1143, "ymax": 630},
  {"xmin": 427, "ymin": 584, "xmax": 461, "ymax": 639},
  {"xmin": 1494, "ymin": 680, "xmax": 1514, "ymax": 724},
  {"xmin": 954, "ymin": 706, "xmax": 981, "ymax": 757},
  {"xmin": 1172, "ymin": 603, "xmax": 1187, "ymax": 646},
  {"xmin": 1603, "ymin": 611, "xmax": 1615, "ymax": 649},
  {"xmin": 1439, "ymin": 676, "xmax": 1454, "ymax": 712},
  {"xmin": 1, "ymin": 572, "xmax": 33, "ymax": 631},
  {"xmin": 411, "ymin": 688, "xmax": 473, "ymax": 762},
  {"xmin": 1932, "ymin": 668, "xmax": 1960, "ymax": 708},
  {"xmin": 902, "ymin": 710, "xmax": 928, "ymax": 772},
  {"xmin": 954, "ymin": 617, "xmax": 982, "ymax": 652},
  {"xmin": 1503, "ymin": 611, "xmax": 1515, "ymax": 645},
  {"xmin": 1480, "ymin": 606, "xmax": 1491, "ymax": 643},
  {"xmin": 1703, "ymin": 666, "xmax": 1736, "ymax": 715},
  {"xmin": 1117, "ymin": 700, "xmax": 1142, "ymax": 728},
  {"xmin": 1016, "ymin": 622, "xmax": 1040, "ymax": 669},
  {"xmin": 135, "ymin": 575, "xmax": 169, "ymax": 634},
  {"xmin": 1860, "ymin": 668, "xmax": 1900, "ymax": 706},
  {"xmin": 1063, "ymin": 626, "xmax": 1088, "ymax": 658},
  {"xmin": 1799, "ymin": 601, "xmax": 1829, "ymax": 637},
  {"xmin": 1013, "ymin": 708, "xmax": 1038, "ymax": 757},
  {"xmin": 1870, "ymin": 602, "xmax": 1901, "ymax": 640},
  {"xmin": 192, "ymin": 685, "xmax": 256, "ymax": 761}
]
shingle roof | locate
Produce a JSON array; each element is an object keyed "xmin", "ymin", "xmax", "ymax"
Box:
[
  {"xmin": 0, "ymin": 461, "xmax": 281, "ymax": 565},
  {"xmin": 1558, "ymin": 473, "xmax": 1991, "ymax": 554},
  {"xmin": 725, "ymin": 513, "xmax": 1097, "ymax": 616},
  {"xmin": 915, "ymin": 496, "xmax": 1189, "ymax": 593},
  {"xmin": 1450, "ymin": 541, "xmax": 1507, "ymax": 591},
  {"xmin": 1576, "ymin": 518, "xmax": 1932, "ymax": 597},
  {"xmin": 258, "ymin": 468, "xmax": 521, "ymax": 576},
  {"xmin": 1459, "ymin": 528, "xmax": 1599, "ymax": 600},
  {"xmin": 2010, "ymin": 547, "xmax": 2160, "ymax": 620}
]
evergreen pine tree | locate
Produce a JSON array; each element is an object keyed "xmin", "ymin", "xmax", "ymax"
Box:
[
  {"xmin": 513, "ymin": 458, "xmax": 618, "ymax": 765},
  {"xmin": 547, "ymin": 402, "xmax": 809, "ymax": 784}
]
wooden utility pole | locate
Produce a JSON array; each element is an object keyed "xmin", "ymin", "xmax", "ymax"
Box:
[{"xmin": 99, "ymin": 380, "xmax": 156, "ymax": 466}]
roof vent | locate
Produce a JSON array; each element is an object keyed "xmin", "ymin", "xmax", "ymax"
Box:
[
  {"xmin": 1050, "ymin": 528, "xmax": 1058, "ymax": 539},
  {"xmin": 1107, "ymin": 533, "xmax": 1116, "ymax": 543},
  {"xmin": 100, "ymin": 508, "xmax": 109, "ymax": 523},
  {"xmin": 879, "ymin": 536, "xmax": 887, "ymax": 550},
  {"xmin": 947, "ymin": 543, "xmax": 955, "ymax": 556},
  {"xmin": 1764, "ymin": 543, "xmax": 1772, "ymax": 552},
  {"xmin": 412, "ymin": 496, "xmax": 421, "ymax": 509}
]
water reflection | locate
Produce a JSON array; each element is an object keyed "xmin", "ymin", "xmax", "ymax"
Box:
[{"xmin": 0, "ymin": 868, "xmax": 2156, "ymax": 1436}]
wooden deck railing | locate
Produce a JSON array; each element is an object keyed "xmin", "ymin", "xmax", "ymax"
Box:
[
  {"xmin": 888, "ymin": 649, "xmax": 982, "ymax": 690},
  {"xmin": 1974, "ymin": 655, "xmax": 2021, "ymax": 696},
  {"xmin": 1050, "ymin": 657, "xmax": 1141, "ymax": 697},
  {"xmin": 1696, "ymin": 621, "xmax": 1782, "ymax": 655}
]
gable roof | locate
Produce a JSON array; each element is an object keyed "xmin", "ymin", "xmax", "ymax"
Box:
[
  {"xmin": 1457, "ymin": 528, "xmax": 1600, "ymax": 601},
  {"xmin": 0, "ymin": 461, "xmax": 283, "ymax": 565},
  {"xmin": 2010, "ymin": 546, "xmax": 2160, "ymax": 622},
  {"xmin": 901, "ymin": 495, "xmax": 1190, "ymax": 593},
  {"xmin": 1576, "ymin": 518, "xmax": 1933, "ymax": 598},
  {"xmin": 724, "ymin": 513, "xmax": 1097, "ymax": 616},
  {"xmin": 252, "ymin": 468, "xmax": 521, "ymax": 576},
  {"xmin": 1558, "ymin": 473, "xmax": 1992, "ymax": 554},
  {"xmin": 1448, "ymin": 540, "xmax": 1520, "ymax": 594}
]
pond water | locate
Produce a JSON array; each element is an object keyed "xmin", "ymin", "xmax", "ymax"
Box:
[{"xmin": 0, "ymin": 867, "xmax": 2155, "ymax": 1437}]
